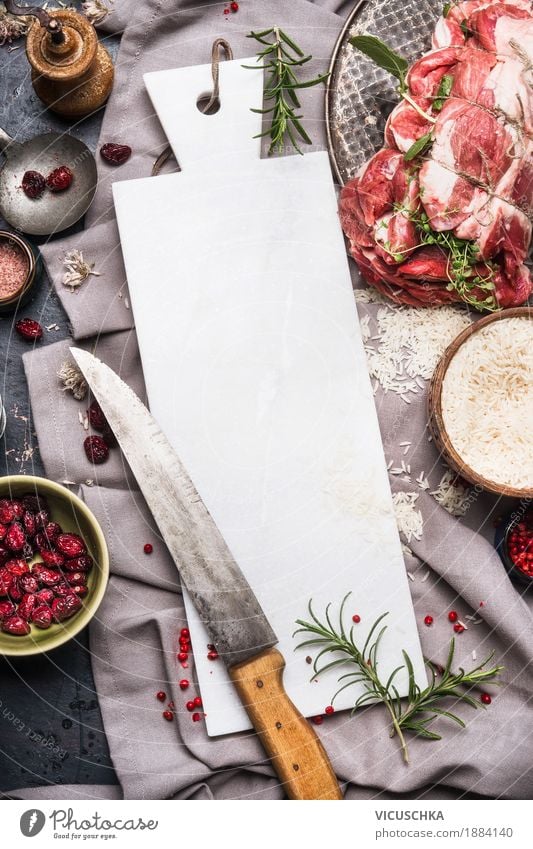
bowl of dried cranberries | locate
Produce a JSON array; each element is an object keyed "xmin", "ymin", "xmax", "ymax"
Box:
[{"xmin": 0, "ymin": 476, "xmax": 109, "ymax": 656}]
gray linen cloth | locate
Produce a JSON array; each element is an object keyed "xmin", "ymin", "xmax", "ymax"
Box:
[{"xmin": 19, "ymin": 0, "xmax": 533, "ymax": 799}]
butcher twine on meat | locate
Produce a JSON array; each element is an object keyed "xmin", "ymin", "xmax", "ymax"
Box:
[{"xmin": 340, "ymin": 0, "xmax": 533, "ymax": 309}]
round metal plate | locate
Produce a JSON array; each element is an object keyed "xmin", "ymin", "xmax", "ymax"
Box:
[
  {"xmin": 0, "ymin": 132, "xmax": 97, "ymax": 236},
  {"xmin": 326, "ymin": 0, "xmax": 443, "ymax": 185}
]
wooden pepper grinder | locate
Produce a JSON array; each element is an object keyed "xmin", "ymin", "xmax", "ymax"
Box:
[{"xmin": 5, "ymin": 1, "xmax": 114, "ymax": 118}]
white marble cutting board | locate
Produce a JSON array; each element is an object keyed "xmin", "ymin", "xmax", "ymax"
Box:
[{"xmin": 112, "ymin": 57, "xmax": 426, "ymax": 736}]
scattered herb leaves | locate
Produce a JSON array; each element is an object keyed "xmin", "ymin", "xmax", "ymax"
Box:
[
  {"xmin": 433, "ymin": 73, "xmax": 453, "ymax": 112},
  {"xmin": 294, "ymin": 594, "xmax": 503, "ymax": 763}
]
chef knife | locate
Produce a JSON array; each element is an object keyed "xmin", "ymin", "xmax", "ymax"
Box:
[{"xmin": 70, "ymin": 348, "xmax": 342, "ymax": 801}]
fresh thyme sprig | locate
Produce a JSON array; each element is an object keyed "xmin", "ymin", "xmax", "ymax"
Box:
[
  {"xmin": 294, "ymin": 594, "xmax": 503, "ymax": 764},
  {"xmin": 245, "ymin": 27, "xmax": 329, "ymax": 155}
]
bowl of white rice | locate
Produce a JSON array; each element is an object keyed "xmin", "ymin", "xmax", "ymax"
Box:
[{"xmin": 428, "ymin": 307, "xmax": 533, "ymax": 498}]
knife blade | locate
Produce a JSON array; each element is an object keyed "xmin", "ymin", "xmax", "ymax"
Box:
[{"xmin": 70, "ymin": 347, "xmax": 342, "ymax": 800}]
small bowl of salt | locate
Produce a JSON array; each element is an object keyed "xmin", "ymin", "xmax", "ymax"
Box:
[{"xmin": 0, "ymin": 230, "xmax": 41, "ymax": 314}]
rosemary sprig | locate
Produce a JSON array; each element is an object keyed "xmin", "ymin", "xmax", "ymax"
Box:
[
  {"xmin": 245, "ymin": 27, "xmax": 329, "ymax": 155},
  {"xmin": 294, "ymin": 594, "xmax": 503, "ymax": 764}
]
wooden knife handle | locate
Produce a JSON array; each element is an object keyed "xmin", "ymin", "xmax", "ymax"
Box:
[{"xmin": 229, "ymin": 648, "xmax": 343, "ymax": 800}]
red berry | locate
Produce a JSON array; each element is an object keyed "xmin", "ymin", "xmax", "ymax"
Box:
[
  {"xmin": 480, "ymin": 693, "xmax": 492, "ymax": 705},
  {"xmin": 35, "ymin": 588, "xmax": 54, "ymax": 605},
  {"xmin": 230, "ymin": 1, "xmax": 239, "ymax": 10},
  {"xmin": 32, "ymin": 605, "xmax": 53, "ymax": 629},
  {"xmin": 19, "ymin": 574, "xmax": 39, "ymax": 594},
  {"xmin": 448, "ymin": 611, "xmax": 458, "ymax": 623},
  {"xmin": 6, "ymin": 558, "xmax": 29, "ymax": 576},
  {"xmin": 55, "ymin": 534, "xmax": 86, "ymax": 558},
  {"xmin": 453, "ymin": 623, "xmax": 465, "ymax": 634},
  {"xmin": 180, "ymin": 628, "xmax": 190, "ymax": 639},
  {"xmin": 207, "ymin": 650, "xmax": 219, "ymax": 661},
  {"xmin": 179, "ymin": 679, "xmax": 189, "ymax": 691},
  {"xmin": 143, "ymin": 543, "xmax": 153, "ymax": 554},
  {"xmin": 424, "ymin": 615, "xmax": 433, "ymax": 626},
  {"xmin": 15, "ymin": 318, "xmax": 43, "ymax": 342},
  {"xmin": 5, "ymin": 522, "xmax": 26, "ymax": 552},
  {"xmin": 223, "ymin": 7, "xmax": 230, "ymax": 13},
  {"xmin": 352, "ymin": 614, "xmax": 361, "ymax": 623},
  {"xmin": 10, "ymin": 500, "xmax": 24, "ymax": 519},
  {"xmin": 22, "ymin": 170, "xmax": 46, "ymax": 199},
  {"xmin": 22, "ymin": 511, "xmax": 36, "ymax": 537},
  {"xmin": 100, "ymin": 143, "xmax": 132, "ymax": 165},
  {"xmin": 17, "ymin": 593, "xmax": 37, "ymax": 621},
  {"xmin": 63, "ymin": 555, "xmax": 93, "ymax": 573},
  {"xmin": 0, "ymin": 600, "xmax": 16, "ymax": 620},
  {"xmin": 40, "ymin": 549, "xmax": 65, "ymax": 569},
  {"xmin": 0, "ymin": 500, "xmax": 15, "ymax": 524},
  {"xmin": 324, "ymin": 705, "xmax": 335, "ymax": 715},
  {"xmin": 46, "ymin": 165, "xmax": 73, "ymax": 192},
  {"xmin": 186, "ymin": 700, "xmax": 195, "ymax": 712},
  {"xmin": 156, "ymin": 691, "xmax": 166, "ymax": 702},
  {"xmin": 87, "ymin": 400, "xmax": 107, "ymax": 432},
  {"xmin": 2, "ymin": 614, "xmax": 30, "ymax": 636},
  {"xmin": 162, "ymin": 710, "xmax": 174, "ymax": 721},
  {"xmin": 192, "ymin": 712, "xmax": 201, "ymax": 722},
  {"xmin": 193, "ymin": 696, "xmax": 202, "ymax": 708},
  {"xmin": 51, "ymin": 593, "xmax": 82, "ymax": 622},
  {"xmin": 311, "ymin": 715, "xmax": 323, "ymax": 725},
  {"xmin": 70, "ymin": 584, "xmax": 89, "ymax": 598},
  {"xmin": 44, "ymin": 522, "xmax": 62, "ymax": 540},
  {"xmin": 32, "ymin": 564, "xmax": 62, "ymax": 586},
  {"xmin": 64, "ymin": 571, "xmax": 87, "ymax": 587},
  {"xmin": 83, "ymin": 435, "xmax": 109, "ymax": 465}
]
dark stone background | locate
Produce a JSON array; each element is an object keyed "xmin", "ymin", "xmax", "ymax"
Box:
[{"xmin": 0, "ymin": 11, "xmax": 119, "ymax": 795}]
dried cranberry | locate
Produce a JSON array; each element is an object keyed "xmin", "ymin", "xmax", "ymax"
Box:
[
  {"xmin": 5, "ymin": 558, "xmax": 29, "ymax": 576},
  {"xmin": 64, "ymin": 571, "xmax": 87, "ymax": 587},
  {"xmin": 70, "ymin": 584, "xmax": 88, "ymax": 598},
  {"xmin": 0, "ymin": 600, "xmax": 15, "ymax": 620},
  {"xmin": 19, "ymin": 574, "xmax": 39, "ymax": 594},
  {"xmin": 22, "ymin": 170, "xmax": 46, "ymax": 199},
  {"xmin": 46, "ymin": 165, "xmax": 73, "ymax": 192},
  {"xmin": 8, "ymin": 579, "xmax": 23, "ymax": 603},
  {"xmin": 11, "ymin": 500, "xmax": 24, "ymax": 519},
  {"xmin": 22, "ymin": 511, "xmax": 37, "ymax": 537},
  {"xmin": 32, "ymin": 565, "xmax": 62, "ymax": 586},
  {"xmin": 34, "ymin": 508, "xmax": 50, "ymax": 529},
  {"xmin": 40, "ymin": 549, "xmax": 65, "ymax": 569},
  {"xmin": 83, "ymin": 435, "xmax": 109, "ymax": 465},
  {"xmin": 18, "ymin": 593, "xmax": 37, "ymax": 621},
  {"xmin": 5, "ymin": 523, "xmax": 26, "ymax": 552},
  {"xmin": 15, "ymin": 318, "xmax": 43, "ymax": 342},
  {"xmin": 23, "ymin": 493, "xmax": 48, "ymax": 514},
  {"xmin": 100, "ymin": 143, "xmax": 132, "ymax": 165},
  {"xmin": 2, "ymin": 614, "xmax": 30, "ymax": 636},
  {"xmin": 54, "ymin": 582, "xmax": 72, "ymax": 597},
  {"xmin": 34, "ymin": 531, "xmax": 53, "ymax": 552},
  {"xmin": 56, "ymin": 534, "xmax": 86, "ymax": 558},
  {"xmin": 87, "ymin": 400, "xmax": 107, "ymax": 432},
  {"xmin": 35, "ymin": 588, "xmax": 54, "ymax": 605},
  {"xmin": 63, "ymin": 554, "xmax": 93, "ymax": 573},
  {"xmin": 0, "ymin": 567, "xmax": 12, "ymax": 596},
  {"xmin": 44, "ymin": 522, "xmax": 62, "ymax": 540},
  {"xmin": 0, "ymin": 500, "xmax": 15, "ymax": 524},
  {"xmin": 52, "ymin": 593, "xmax": 82, "ymax": 622},
  {"xmin": 32, "ymin": 605, "xmax": 53, "ymax": 629}
]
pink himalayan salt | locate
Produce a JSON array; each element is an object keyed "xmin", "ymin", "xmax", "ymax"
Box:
[{"xmin": 0, "ymin": 239, "xmax": 28, "ymax": 299}]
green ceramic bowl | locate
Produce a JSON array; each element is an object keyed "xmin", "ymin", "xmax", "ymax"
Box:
[{"xmin": 0, "ymin": 476, "xmax": 109, "ymax": 657}]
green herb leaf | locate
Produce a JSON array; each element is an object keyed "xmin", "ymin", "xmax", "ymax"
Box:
[
  {"xmin": 349, "ymin": 35, "xmax": 408, "ymax": 88},
  {"xmin": 404, "ymin": 131, "xmax": 434, "ymax": 162},
  {"xmin": 433, "ymin": 73, "xmax": 453, "ymax": 111},
  {"xmin": 443, "ymin": 2, "xmax": 451, "ymax": 17}
]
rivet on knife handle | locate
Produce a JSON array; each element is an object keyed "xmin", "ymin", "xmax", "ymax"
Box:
[{"xmin": 229, "ymin": 648, "xmax": 343, "ymax": 800}]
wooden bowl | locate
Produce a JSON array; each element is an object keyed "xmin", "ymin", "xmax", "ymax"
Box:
[
  {"xmin": 428, "ymin": 306, "xmax": 533, "ymax": 499},
  {"xmin": 0, "ymin": 476, "xmax": 109, "ymax": 657}
]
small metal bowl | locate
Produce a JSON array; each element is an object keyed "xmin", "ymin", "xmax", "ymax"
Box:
[
  {"xmin": 494, "ymin": 506, "xmax": 533, "ymax": 589},
  {"xmin": 0, "ymin": 230, "xmax": 42, "ymax": 314},
  {"xmin": 0, "ymin": 476, "xmax": 109, "ymax": 656}
]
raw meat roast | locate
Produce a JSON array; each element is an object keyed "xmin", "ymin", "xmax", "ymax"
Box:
[{"xmin": 340, "ymin": 0, "xmax": 533, "ymax": 308}]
